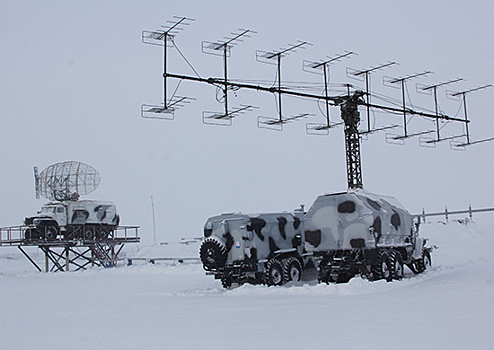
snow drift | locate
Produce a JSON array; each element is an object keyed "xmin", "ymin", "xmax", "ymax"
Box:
[{"xmin": 1, "ymin": 219, "xmax": 493, "ymax": 349}]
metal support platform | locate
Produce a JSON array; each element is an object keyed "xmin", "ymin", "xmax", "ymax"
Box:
[{"xmin": 0, "ymin": 225, "xmax": 139, "ymax": 272}]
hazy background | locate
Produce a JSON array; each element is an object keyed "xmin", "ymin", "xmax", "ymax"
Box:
[{"xmin": 1, "ymin": 0, "xmax": 493, "ymax": 246}]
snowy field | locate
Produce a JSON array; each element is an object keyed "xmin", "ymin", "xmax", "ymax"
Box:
[{"xmin": 1, "ymin": 219, "xmax": 493, "ymax": 350}]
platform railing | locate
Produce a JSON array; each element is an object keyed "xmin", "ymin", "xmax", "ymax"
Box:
[
  {"xmin": 414, "ymin": 205, "xmax": 494, "ymax": 223},
  {"xmin": 0, "ymin": 225, "xmax": 139, "ymax": 246}
]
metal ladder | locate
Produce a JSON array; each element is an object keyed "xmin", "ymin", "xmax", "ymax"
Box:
[{"xmin": 90, "ymin": 242, "xmax": 113, "ymax": 267}]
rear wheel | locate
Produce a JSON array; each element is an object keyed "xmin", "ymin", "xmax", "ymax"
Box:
[
  {"xmin": 98, "ymin": 228, "xmax": 109, "ymax": 240},
  {"xmin": 265, "ymin": 259, "xmax": 283, "ymax": 286},
  {"xmin": 283, "ymin": 257, "xmax": 302, "ymax": 283}
]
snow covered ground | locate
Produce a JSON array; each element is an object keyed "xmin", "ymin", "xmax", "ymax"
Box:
[{"xmin": 1, "ymin": 219, "xmax": 493, "ymax": 350}]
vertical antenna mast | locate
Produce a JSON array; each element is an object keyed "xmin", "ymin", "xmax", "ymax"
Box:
[{"xmin": 34, "ymin": 166, "xmax": 40, "ymax": 199}]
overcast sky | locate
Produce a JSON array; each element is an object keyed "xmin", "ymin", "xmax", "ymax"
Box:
[{"xmin": 1, "ymin": 1, "xmax": 493, "ymax": 245}]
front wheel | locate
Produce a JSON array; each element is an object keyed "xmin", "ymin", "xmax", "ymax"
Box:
[
  {"xmin": 415, "ymin": 249, "xmax": 431, "ymax": 273},
  {"xmin": 40, "ymin": 226, "xmax": 58, "ymax": 241}
]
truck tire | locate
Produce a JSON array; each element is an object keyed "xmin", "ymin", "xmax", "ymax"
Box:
[
  {"xmin": 97, "ymin": 228, "xmax": 109, "ymax": 240},
  {"xmin": 374, "ymin": 252, "xmax": 392, "ymax": 282},
  {"xmin": 390, "ymin": 250, "xmax": 404, "ymax": 280},
  {"xmin": 24, "ymin": 228, "xmax": 37, "ymax": 242},
  {"xmin": 39, "ymin": 226, "xmax": 57, "ymax": 241},
  {"xmin": 415, "ymin": 248, "xmax": 431, "ymax": 273},
  {"xmin": 265, "ymin": 259, "xmax": 283, "ymax": 286},
  {"xmin": 283, "ymin": 257, "xmax": 302, "ymax": 283},
  {"xmin": 83, "ymin": 227, "xmax": 95, "ymax": 240},
  {"xmin": 200, "ymin": 238, "xmax": 227, "ymax": 270}
]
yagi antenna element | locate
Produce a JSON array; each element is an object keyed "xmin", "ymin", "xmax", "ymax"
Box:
[
  {"xmin": 256, "ymin": 41, "xmax": 312, "ymax": 130},
  {"xmin": 201, "ymin": 29, "xmax": 256, "ymax": 125},
  {"xmin": 382, "ymin": 70, "xmax": 432, "ymax": 139},
  {"xmin": 347, "ymin": 61, "xmax": 398, "ymax": 132},
  {"xmin": 447, "ymin": 84, "xmax": 493, "ymax": 149},
  {"xmin": 303, "ymin": 51, "xmax": 356, "ymax": 135},
  {"xmin": 416, "ymin": 78, "xmax": 464, "ymax": 143},
  {"xmin": 141, "ymin": 16, "xmax": 195, "ymax": 119}
]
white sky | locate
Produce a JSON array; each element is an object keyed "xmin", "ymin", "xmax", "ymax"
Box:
[{"xmin": 1, "ymin": 0, "xmax": 493, "ymax": 245}]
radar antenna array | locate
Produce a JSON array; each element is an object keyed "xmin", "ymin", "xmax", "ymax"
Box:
[
  {"xmin": 142, "ymin": 17, "xmax": 493, "ymax": 190},
  {"xmin": 35, "ymin": 161, "xmax": 101, "ymax": 202}
]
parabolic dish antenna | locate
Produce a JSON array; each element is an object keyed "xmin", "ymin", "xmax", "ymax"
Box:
[{"xmin": 35, "ymin": 161, "xmax": 101, "ymax": 201}]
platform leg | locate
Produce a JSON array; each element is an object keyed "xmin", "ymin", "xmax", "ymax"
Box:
[
  {"xmin": 65, "ymin": 248, "xmax": 70, "ymax": 272},
  {"xmin": 45, "ymin": 250, "xmax": 49, "ymax": 273}
]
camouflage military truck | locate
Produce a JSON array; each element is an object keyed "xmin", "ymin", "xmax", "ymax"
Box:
[
  {"xmin": 200, "ymin": 190, "xmax": 432, "ymax": 287},
  {"xmin": 24, "ymin": 200, "xmax": 120, "ymax": 241}
]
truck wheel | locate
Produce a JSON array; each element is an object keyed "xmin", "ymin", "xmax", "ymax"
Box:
[
  {"xmin": 83, "ymin": 227, "xmax": 95, "ymax": 240},
  {"xmin": 98, "ymin": 228, "xmax": 109, "ymax": 240},
  {"xmin": 423, "ymin": 249, "xmax": 431, "ymax": 269},
  {"xmin": 407, "ymin": 262, "xmax": 419, "ymax": 274},
  {"xmin": 200, "ymin": 238, "xmax": 227, "ymax": 270},
  {"xmin": 376, "ymin": 252, "xmax": 392, "ymax": 282},
  {"xmin": 43, "ymin": 227, "xmax": 58, "ymax": 241},
  {"xmin": 24, "ymin": 228, "xmax": 36, "ymax": 242},
  {"xmin": 415, "ymin": 248, "xmax": 431, "ymax": 273},
  {"xmin": 265, "ymin": 259, "xmax": 283, "ymax": 286},
  {"xmin": 390, "ymin": 250, "xmax": 404, "ymax": 280},
  {"xmin": 283, "ymin": 257, "xmax": 302, "ymax": 283}
]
